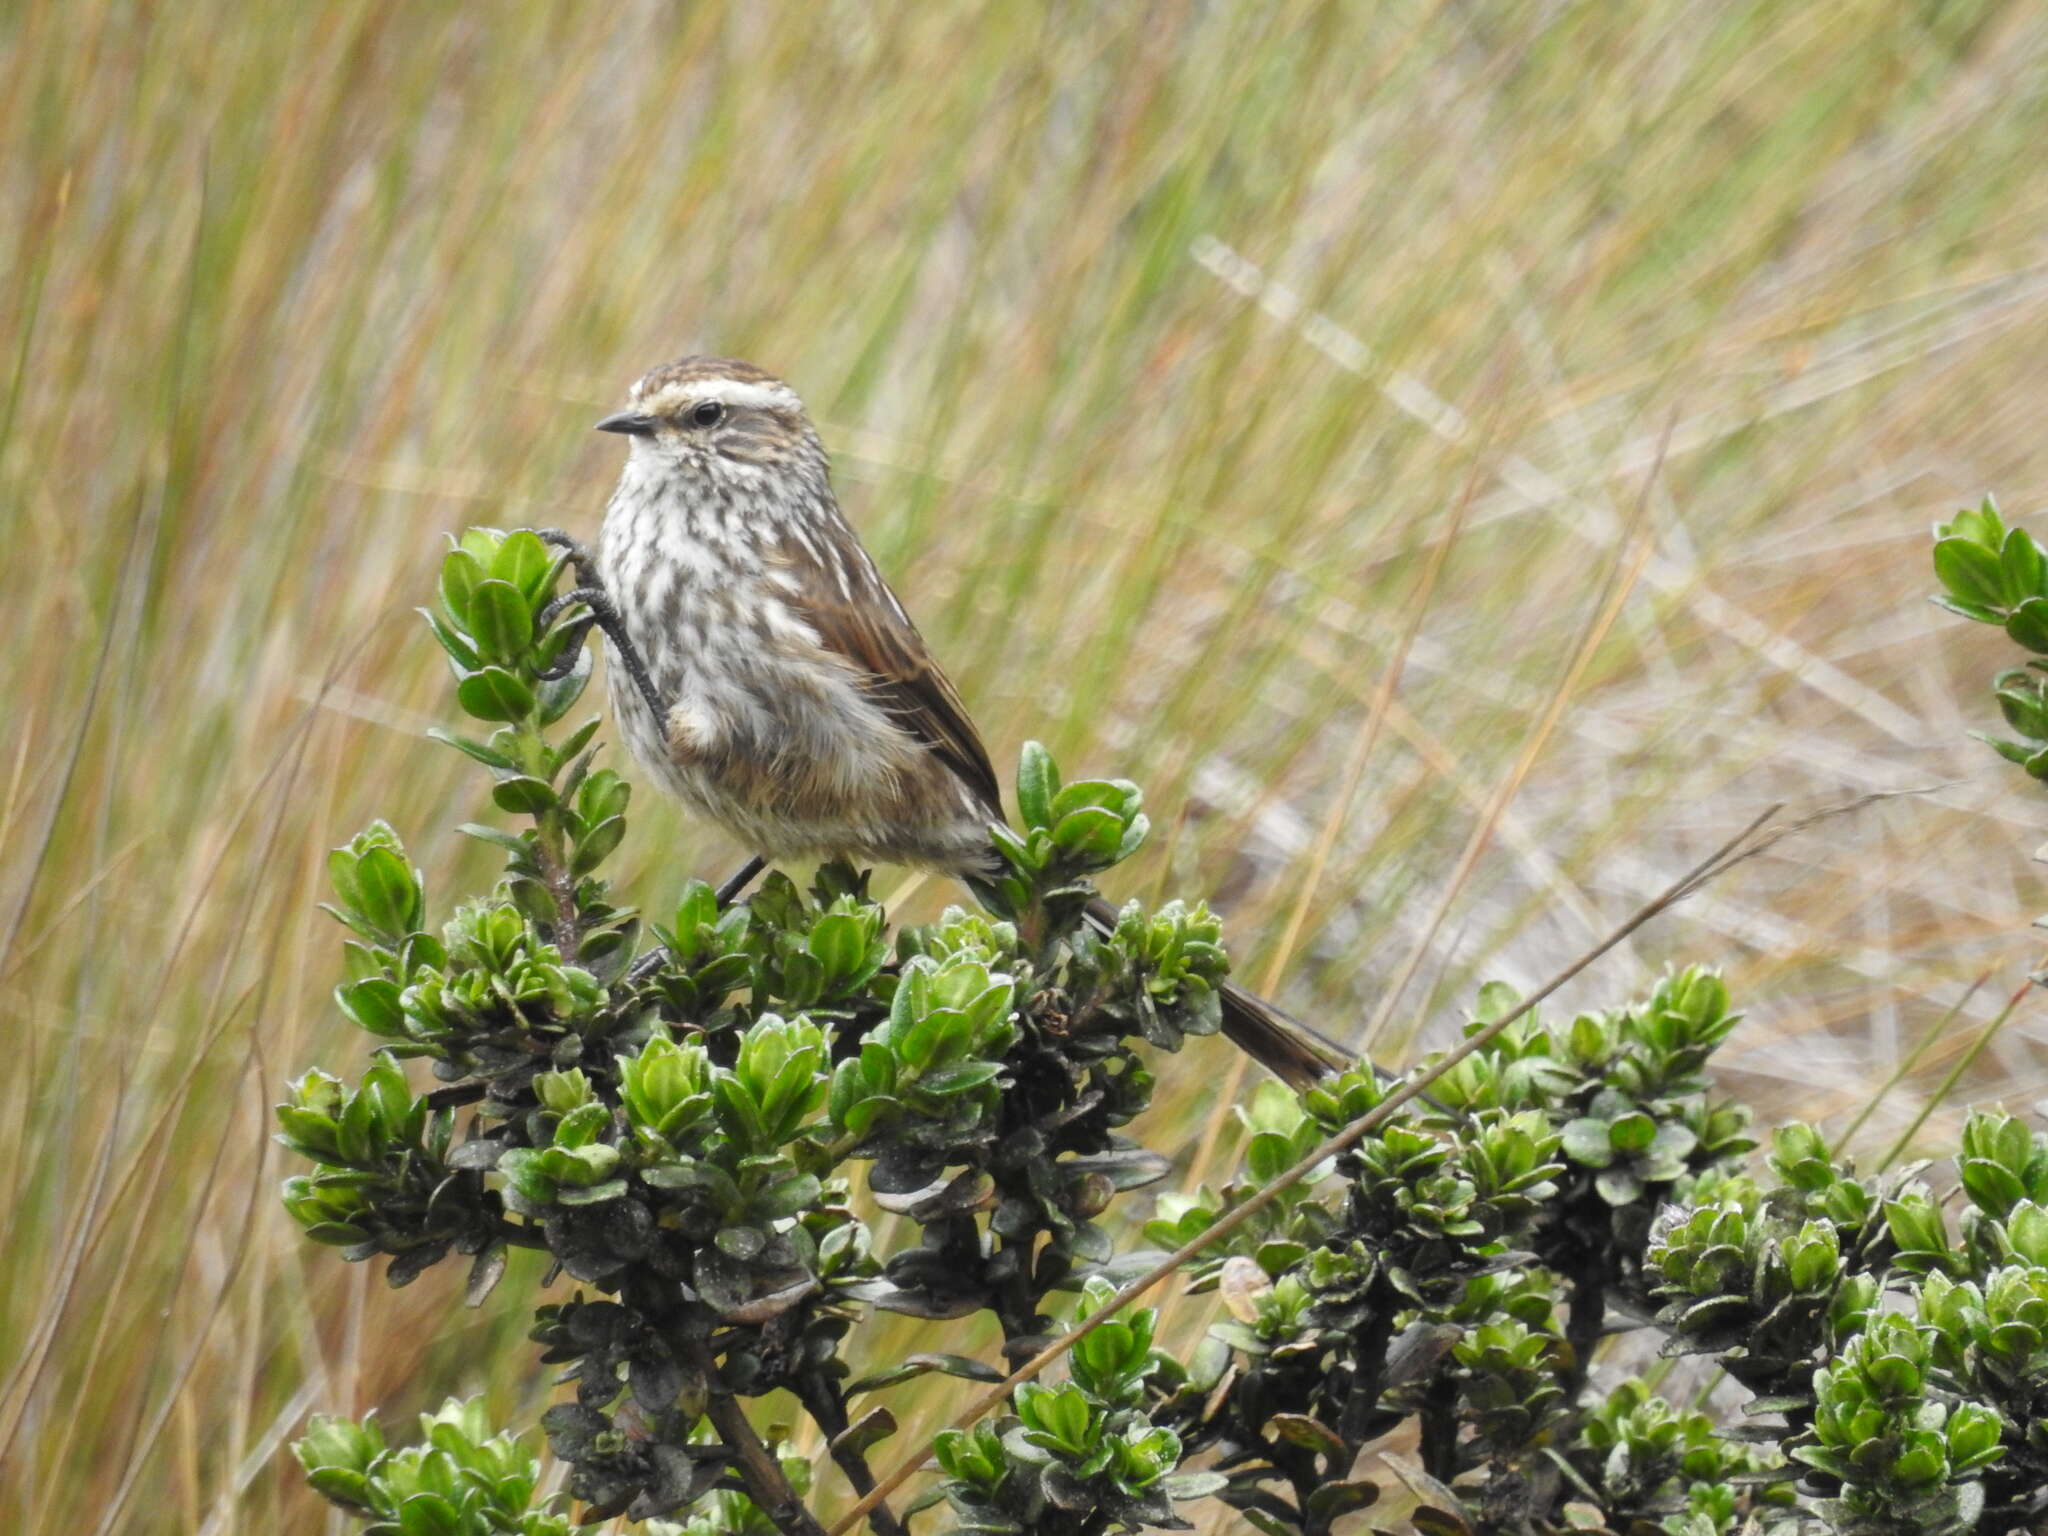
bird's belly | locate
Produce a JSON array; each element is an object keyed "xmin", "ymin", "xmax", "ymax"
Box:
[{"xmin": 603, "ymin": 638, "xmax": 992, "ymax": 874}]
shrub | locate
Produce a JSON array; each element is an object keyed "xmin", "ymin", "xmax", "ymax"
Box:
[{"xmin": 279, "ymin": 521, "xmax": 2048, "ymax": 1535}]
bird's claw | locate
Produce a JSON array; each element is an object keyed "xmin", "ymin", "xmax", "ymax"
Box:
[
  {"xmin": 526, "ymin": 571, "xmax": 665, "ymax": 719},
  {"xmin": 535, "ymin": 526, "xmax": 599, "ymax": 585},
  {"xmin": 534, "ymin": 584, "xmax": 608, "ymax": 680}
]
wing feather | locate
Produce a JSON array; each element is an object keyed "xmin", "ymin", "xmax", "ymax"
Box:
[{"xmin": 766, "ymin": 529, "xmax": 1005, "ymax": 819}]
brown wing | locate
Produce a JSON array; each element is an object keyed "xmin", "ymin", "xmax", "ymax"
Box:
[{"xmin": 766, "ymin": 527, "xmax": 1005, "ymax": 820}]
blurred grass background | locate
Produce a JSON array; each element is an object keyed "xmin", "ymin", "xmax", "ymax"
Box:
[{"xmin": 6, "ymin": 0, "xmax": 2048, "ymax": 1530}]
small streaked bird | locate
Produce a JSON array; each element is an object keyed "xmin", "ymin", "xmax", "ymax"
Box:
[{"xmin": 586, "ymin": 355, "xmax": 1346, "ymax": 1088}]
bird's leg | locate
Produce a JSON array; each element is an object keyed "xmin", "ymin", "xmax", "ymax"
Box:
[
  {"xmin": 530, "ymin": 531, "xmax": 770, "ymax": 986},
  {"xmin": 715, "ymin": 855, "xmax": 767, "ymax": 906},
  {"xmin": 623, "ymin": 856, "xmax": 768, "ymax": 989},
  {"xmin": 532, "ymin": 528, "xmax": 662, "ymax": 707},
  {"xmin": 622, "ymin": 947, "xmax": 668, "ymax": 989}
]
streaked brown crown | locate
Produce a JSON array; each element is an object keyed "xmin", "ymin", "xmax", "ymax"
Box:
[{"xmin": 631, "ymin": 354, "xmax": 788, "ymax": 400}]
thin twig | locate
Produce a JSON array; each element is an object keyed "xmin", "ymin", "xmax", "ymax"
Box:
[
  {"xmin": 1182, "ymin": 433, "xmax": 1483, "ymax": 1196},
  {"xmin": 684, "ymin": 1336, "xmax": 830, "ymax": 1536},
  {"xmin": 826, "ymin": 802, "xmax": 1784, "ymax": 1535},
  {"xmin": 795, "ymin": 1375, "xmax": 907, "ymax": 1536},
  {"xmin": 1876, "ymin": 952, "xmax": 2048, "ymax": 1173},
  {"xmin": 1363, "ymin": 417, "xmax": 1669, "ymax": 1048},
  {"xmin": 1829, "ymin": 966, "xmax": 1993, "ymax": 1157}
]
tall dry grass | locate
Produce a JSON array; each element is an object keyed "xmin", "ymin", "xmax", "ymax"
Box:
[{"xmin": 4, "ymin": 2, "xmax": 2047, "ymax": 1530}]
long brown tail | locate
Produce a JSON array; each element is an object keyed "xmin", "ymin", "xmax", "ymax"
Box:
[{"xmin": 1083, "ymin": 897, "xmax": 1348, "ymax": 1089}]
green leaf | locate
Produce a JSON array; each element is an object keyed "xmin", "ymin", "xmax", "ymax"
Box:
[
  {"xmin": 919, "ymin": 1061, "xmax": 1002, "ymax": 1096},
  {"xmin": 1594, "ymin": 1168, "xmax": 1642, "ymax": 1205},
  {"xmin": 335, "ymin": 1084, "xmax": 380, "ymax": 1166},
  {"xmin": 640, "ymin": 1159, "xmax": 739, "ymax": 1201},
  {"xmin": 1051, "ymin": 805, "xmax": 1124, "ymax": 864},
  {"xmin": 808, "ymin": 911, "xmax": 867, "ymax": 981},
  {"xmin": 1560, "ymin": 1117, "xmax": 1615, "ymax": 1168},
  {"xmin": 456, "ymin": 668, "xmax": 535, "ymax": 723},
  {"xmin": 751, "ymin": 1171, "xmax": 823, "ymax": 1218},
  {"xmin": 466, "ymin": 579, "xmax": 532, "ymax": 665},
  {"xmin": 577, "ymin": 767, "xmax": 631, "ymax": 825},
  {"xmin": 397, "ymin": 1491, "xmax": 461, "ymax": 1536},
  {"xmin": 1017, "ymin": 742, "xmax": 1060, "ymax": 830},
  {"xmin": 418, "ymin": 608, "xmax": 479, "ymax": 670},
  {"xmin": 1933, "ymin": 536, "xmax": 2007, "ymax": 613},
  {"xmin": 490, "ymin": 527, "xmax": 555, "ymax": 602},
  {"xmin": 426, "ymin": 727, "xmax": 515, "ymax": 771},
  {"xmin": 456, "ymin": 822, "xmax": 529, "ymax": 856},
  {"xmin": 303, "ymin": 1466, "xmax": 373, "ymax": 1507},
  {"xmin": 2003, "ymin": 525, "xmax": 2048, "ymax": 603},
  {"xmin": 1161, "ymin": 1470, "xmax": 1232, "ymax": 1502},
  {"xmin": 848, "ymin": 1354, "xmax": 1003, "ymax": 1396},
  {"xmin": 1049, "ymin": 779, "xmax": 1136, "ymax": 822},
  {"xmin": 352, "ymin": 847, "xmax": 421, "ymax": 937},
  {"xmin": 1305, "ymin": 1479, "xmax": 1380, "ymax": 1519},
  {"xmin": 551, "ymin": 1101, "xmax": 610, "ymax": 1149},
  {"xmin": 439, "ymin": 547, "xmax": 485, "ymax": 628},
  {"xmin": 554, "ymin": 717, "xmax": 602, "ymax": 767},
  {"xmin": 556, "ymin": 1178, "xmax": 629, "ymax": 1206},
  {"xmin": 2007, "ymin": 597, "xmax": 2048, "ymax": 655},
  {"xmin": 573, "ymin": 814, "xmax": 627, "ymax": 875},
  {"xmin": 276, "ymin": 1105, "xmax": 341, "ymax": 1160},
  {"xmin": 1269, "ymin": 1413, "xmax": 1347, "ymax": 1459},
  {"xmin": 1115, "ymin": 811, "xmax": 1151, "ymax": 862},
  {"xmin": 988, "ymin": 821, "xmax": 1037, "ymax": 871},
  {"xmin": 714, "ymin": 1076, "xmax": 769, "ymax": 1150},
  {"xmin": 1607, "ymin": 1111, "xmax": 1656, "ymax": 1153},
  {"xmin": 336, "ymin": 978, "xmax": 406, "ymax": 1037},
  {"xmin": 1939, "ymin": 497, "xmax": 2006, "ymax": 549},
  {"xmin": 491, "ymin": 776, "xmax": 557, "ymax": 816},
  {"xmin": 536, "ymin": 642, "xmax": 592, "ymax": 725},
  {"xmin": 1932, "ymin": 593, "xmax": 2004, "ymax": 624}
]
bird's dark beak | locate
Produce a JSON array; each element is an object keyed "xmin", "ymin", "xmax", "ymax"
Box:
[{"xmin": 594, "ymin": 411, "xmax": 657, "ymax": 436}]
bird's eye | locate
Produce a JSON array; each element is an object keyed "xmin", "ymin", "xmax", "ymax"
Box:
[{"xmin": 688, "ymin": 400, "xmax": 725, "ymax": 428}]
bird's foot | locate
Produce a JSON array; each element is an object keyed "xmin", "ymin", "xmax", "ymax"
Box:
[
  {"xmin": 531, "ymin": 580, "xmax": 665, "ymax": 719},
  {"xmin": 535, "ymin": 526, "xmax": 599, "ymax": 585},
  {"xmin": 622, "ymin": 856, "xmax": 769, "ymax": 987}
]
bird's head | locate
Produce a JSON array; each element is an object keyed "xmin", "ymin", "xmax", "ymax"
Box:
[{"xmin": 596, "ymin": 355, "xmax": 826, "ymax": 489}]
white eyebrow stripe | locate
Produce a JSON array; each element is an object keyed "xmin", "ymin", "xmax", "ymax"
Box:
[{"xmin": 636, "ymin": 377, "xmax": 803, "ymax": 414}]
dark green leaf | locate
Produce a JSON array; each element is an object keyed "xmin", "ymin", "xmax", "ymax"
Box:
[
  {"xmin": 572, "ymin": 814, "xmax": 626, "ymax": 875},
  {"xmin": 831, "ymin": 1407, "xmax": 898, "ymax": 1459},
  {"xmin": 456, "ymin": 668, "xmax": 535, "ymax": 723},
  {"xmin": 536, "ymin": 642, "xmax": 592, "ymax": 725},
  {"xmin": 426, "ymin": 728, "xmax": 515, "ymax": 771},
  {"xmin": 464, "ymin": 1244, "xmax": 507, "ymax": 1307},
  {"xmin": 1270, "ymin": 1413, "xmax": 1348, "ymax": 1459},
  {"xmin": 336, "ymin": 978, "xmax": 406, "ymax": 1037},
  {"xmin": 457, "ymin": 821, "xmax": 529, "ymax": 856},
  {"xmin": 418, "ymin": 608, "xmax": 478, "ymax": 670},
  {"xmin": 2008, "ymin": 597, "xmax": 2048, "ymax": 655},
  {"xmin": 751, "ymin": 1171, "xmax": 823, "ymax": 1218},
  {"xmin": 492, "ymin": 776, "xmax": 557, "ymax": 816},
  {"xmin": 918, "ymin": 1061, "xmax": 1002, "ymax": 1096}
]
